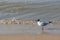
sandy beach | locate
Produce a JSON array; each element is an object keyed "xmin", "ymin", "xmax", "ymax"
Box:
[
  {"xmin": 0, "ymin": 0, "xmax": 60, "ymax": 40},
  {"xmin": 0, "ymin": 23, "xmax": 60, "ymax": 40},
  {"xmin": 0, "ymin": 33, "xmax": 60, "ymax": 40}
]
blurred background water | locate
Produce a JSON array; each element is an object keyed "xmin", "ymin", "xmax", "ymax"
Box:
[
  {"xmin": 0, "ymin": 0, "xmax": 60, "ymax": 21},
  {"xmin": 0, "ymin": 0, "xmax": 59, "ymax": 2}
]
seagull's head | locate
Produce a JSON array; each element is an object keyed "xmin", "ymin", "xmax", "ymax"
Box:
[{"xmin": 37, "ymin": 19, "xmax": 40, "ymax": 21}]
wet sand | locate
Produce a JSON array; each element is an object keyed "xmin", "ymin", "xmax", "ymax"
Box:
[
  {"xmin": 0, "ymin": 22, "xmax": 60, "ymax": 35},
  {"xmin": 0, "ymin": 23, "xmax": 60, "ymax": 40}
]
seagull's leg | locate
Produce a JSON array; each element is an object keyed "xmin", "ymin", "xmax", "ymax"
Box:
[
  {"xmin": 42, "ymin": 26, "xmax": 44, "ymax": 31},
  {"xmin": 41, "ymin": 26, "xmax": 46, "ymax": 34}
]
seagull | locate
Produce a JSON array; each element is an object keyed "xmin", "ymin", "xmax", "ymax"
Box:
[
  {"xmin": 36, "ymin": 19, "xmax": 52, "ymax": 31},
  {"xmin": 36, "ymin": 19, "xmax": 52, "ymax": 26}
]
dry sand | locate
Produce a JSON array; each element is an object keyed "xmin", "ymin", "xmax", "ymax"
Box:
[{"xmin": 0, "ymin": 33, "xmax": 60, "ymax": 40}]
